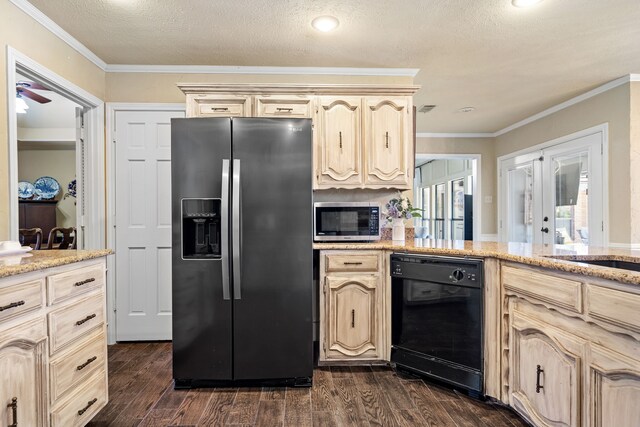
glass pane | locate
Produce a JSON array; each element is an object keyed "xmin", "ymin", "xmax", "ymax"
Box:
[
  {"xmin": 554, "ymin": 153, "xmax": 589, "ymax": 245},
  {"xmin": 451, "ymin": 220, "xmax": 465, "ymax": 239},
  {"xmin": 422, "ymin": 187, "xmax": 431, "ymax": 236},
  {"xmin": 452, "ymin": 179, "xmax": 465, "ymax": 220},
  {"xmin": 435, "ymin": 184, "xmax": 445, "ymax": 219},
  {"xmin": 507, "ymin": 165, "xmax": 534, "ymax": 243},
  {"xmin": 434, "ymin": 219, "xmax": 445, "ymax": 239}
]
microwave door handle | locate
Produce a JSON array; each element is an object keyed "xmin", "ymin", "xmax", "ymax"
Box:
[
  {"xmin": 232, "ymin": 159, "xmax": 242, "ymax": 300},
  {"xmin": 221, "ymin": 159, "xmax": 230, "ymax": 300}
]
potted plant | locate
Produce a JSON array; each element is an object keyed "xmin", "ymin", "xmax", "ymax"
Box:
[{"xmin": 384, "ymin": 193, "xmax": 422, "ymax": 241}]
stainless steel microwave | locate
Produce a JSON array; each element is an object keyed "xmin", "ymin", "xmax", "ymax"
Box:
[{"xmin": 313, "ymin": 202, "xmax": 381, "ymax": 241}]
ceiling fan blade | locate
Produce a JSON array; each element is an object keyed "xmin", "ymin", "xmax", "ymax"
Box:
[
  {"xmin": 18, "ymin": 88, "xmax": 52, "ymax": 104},
  {"xmin": 17, "ymin": 80, "xmax": 49, "ymax": 91}
]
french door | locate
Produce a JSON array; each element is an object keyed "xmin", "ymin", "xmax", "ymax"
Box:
[{"xmin": 500, "ymin": 131, "xmax": 604, "ymax": 246}]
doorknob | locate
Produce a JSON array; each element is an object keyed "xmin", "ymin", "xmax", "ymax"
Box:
[
  {"xmin": 541, "ymin": 227, "xmax": 549, "ymax": 233},
  {"xmin": 543, "ymin": 216, "xmax": 549, "ymax": 222}
]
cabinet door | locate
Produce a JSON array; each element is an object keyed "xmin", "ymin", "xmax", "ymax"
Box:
[
  {"xmin": 363, "ymin": 97, "xmax": 411, "ymax": 188},
  {"xmin": 324, "ymin": 275, "xmax": 380, "ymax": 360},
  {"xmin": 187, "ymin": 94, "xmax": 251, "ymax": 117},
  {"xmin": 510, "ymin": 311, "xmax": 583, "ymax": 427},
  {"xmin": 588, "ymin": 344, "xmax": 640, "ymax": 427},
  {"xmin": 316, "ymin": 96, "xmax": 363, "ymax": 188},
  {"xmin": 0, "ymin": 319, "xmax": 48, "ymax": 427}
]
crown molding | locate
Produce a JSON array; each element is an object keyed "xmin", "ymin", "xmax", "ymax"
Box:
[
  {"xmin": 416, "ymin": 133, "xmax": 494, "ymax": 138},
  {"xmin": 9, "ymin": 0, "xmax": 107, "ymax": 70},
  {"xmin": 177, "ymin": 83, "xmax": 421, "ymax": 96},
  {"xmin": 106, "ymin": 64, "xmax": 420, "ymax": 76},
  {"xmin": 494, "ymin": 74, "xmax": 639, "ymax": 137}
]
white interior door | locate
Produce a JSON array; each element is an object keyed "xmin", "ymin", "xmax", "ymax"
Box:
[
  {"xmin": 114, "ymin": 110, "xmax": 185, "ymax": 341},
  {"xmin": 500, "ymin": 131, "xmax": 604, "ymax": 246}
]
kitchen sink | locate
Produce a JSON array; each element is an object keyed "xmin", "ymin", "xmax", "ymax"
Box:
[{"xmin": 548, "ymin": 257, "xmax": 640, "ymax": 272}]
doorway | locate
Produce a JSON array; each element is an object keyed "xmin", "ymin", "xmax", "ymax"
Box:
[
  {"xmin": 15, "ymin": 72, "xmax": 83, "ymax": 248},
  {"xmin": 7, "ymin": 47, "xmax": 105, "ymax": 248},
  {"xmin": 414, "ymin": 155, "xmax": 481, "ymax": 241},
  {"xmin": 498, "ymin": 125, "xmax": 607, "ymax": 246}
]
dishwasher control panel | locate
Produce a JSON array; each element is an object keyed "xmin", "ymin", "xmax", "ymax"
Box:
[{"xmin": 391, "ymin": 254, "xmax": 483, "ymax": 288}]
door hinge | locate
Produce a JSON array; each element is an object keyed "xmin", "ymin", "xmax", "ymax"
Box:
[{"xmin": 602, "ymin": 221, "xmax": 604, "ymax": 231}]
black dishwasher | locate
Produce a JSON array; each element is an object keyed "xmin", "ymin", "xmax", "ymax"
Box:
[{"xmin": 391, "ymin": 253, "xmax": 484, "ymax": 394}]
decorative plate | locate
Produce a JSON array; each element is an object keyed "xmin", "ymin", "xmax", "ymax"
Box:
[
  {"xmin": 33, "ymin": 176, "xmax": 61, "ymax": 200},
  {"xmin": 67, "ymin": 178, "xmax": 77, "ymax": 198},
  {"xmin": 18, "ymin": 181, "xmax": 35, "ymax": 199}
]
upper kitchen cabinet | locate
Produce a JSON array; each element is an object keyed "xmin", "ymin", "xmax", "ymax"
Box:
[
  {"xmin": 178, "ymin": 83, "xmax": 420, "ymax": 189},
  {"xmin": 363, "ymin": 97, "xmax": 412, "ymax": 188},
  {"xmin": 186, "ymin": 94, "xmax": 251, "ymax": 117},
  {"xmin": 316, "ymin": 96, "xmax": 363, "ymax": 188}
]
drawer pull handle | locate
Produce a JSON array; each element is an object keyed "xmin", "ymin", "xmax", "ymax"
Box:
[
  {"xmin": 76, "ymin": 313, "xmax": 97, "ymax": 326},
  {"xmin": 385, "ymin": 131, "xmax": 389, "ymax": 148},
  {"xmin": 211, "ymin": 107, "xmax": 229, "ymax": 112},
  {"xmin": 536, "ymin": 365, "xmax": 544, "ymax": 393},
  {"xmin": 77, "ymin": 356, "xmax": 97, "ymax": 371},
  {"xmin": 339, "ymin": 131, "xmax": 343, "ymax": 149},
  {"xmin": 77, "ymin": 398, "xmax": 97, "ymax": 416},
  {"xmin": 0, "ymin": 300, "xmax": 25, "ymax": 312},
  {"xmin": 276, "ymin": 107, "xmax": 293, "ymax": 112},
  {"xmin": 7, "ymin": 397, "xmax": 17, "ymax": 427},
  {"xmin": 351, "ymin": 309, "xmax": 355, "ymax": 328},
  {"xmin": 74, "ymin": 277, "xmax": 96, "ymax": 287},
  {"xmin": 343, "ymin": 262, "xmax": 363, "ymax": 265}
]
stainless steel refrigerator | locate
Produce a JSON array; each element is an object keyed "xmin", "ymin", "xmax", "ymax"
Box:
[{"xmin": 171, "ymin": 117, "xmax": 313, "ymax": 388}]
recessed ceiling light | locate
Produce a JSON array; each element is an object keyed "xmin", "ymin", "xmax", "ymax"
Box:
[
  {"xmin": 512, "ymin": 0, "xmax": 543, "ymax": 8},
  {"xmin": 458, "ymin": 107, "xmax": 475, "ymax": 113},
  {"xmin": 312, "ymin": 16, "xmax": 339, "ymax": 32}
]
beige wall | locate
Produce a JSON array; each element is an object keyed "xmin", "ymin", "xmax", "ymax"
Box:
[
  {"xmin": 416, "ymin": 137, "xmax": 497, "ymax": 236},
  {"xmin": 18, "ymin": 147, "xmax": 77, "ymax": 229},
  {"xmin": 630, "ymin": 82, "xmax": 640, "ymax": 243},
  {"xmin": 0, "ymin": 0, "xmax": 106, "ymax": 239},
  {"xmin": 495, "ymin": 83, "xmax": 632, "ymax": 245}
]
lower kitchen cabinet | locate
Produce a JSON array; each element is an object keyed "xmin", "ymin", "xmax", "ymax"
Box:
[
  {"xmin": 588, "ymin": 343, "xmax": 640, "ymax": 427},
  {"xmin": 503, "ymin": 262, "xmax": 640, "ymax": 427},
  {"xmin": 319, "ymin": 250, "xmax": 385, "ymax": 363},
  {"xmin": 509, "ymin": 307, "xmax": 584, "ymax": 427},
  {"xmin": 0, "ymin": 318, "xmax": 48, "ymax": 427},
  {"xmin": 0, "ymin": 256, "xmax": 108, "ymax": 426}
]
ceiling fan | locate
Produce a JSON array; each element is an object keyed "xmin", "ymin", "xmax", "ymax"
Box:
[{"xmin": 16, "ymin": 81, "xmax": 52, "ymax": 104}]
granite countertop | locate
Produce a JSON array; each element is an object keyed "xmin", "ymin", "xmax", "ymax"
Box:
[
  {"xmin": 0, "ymin": 249, "xmax": 113, "ymax": 279},
  {"xmin": 314, "ymin": 240, "xmax": 640, "ymax": 286}
]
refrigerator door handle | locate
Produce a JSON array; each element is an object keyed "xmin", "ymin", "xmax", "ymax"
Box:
[
  {"xmin": 232, "ymin": 159, "xmax": 242, "ymax": 300},
  {"xmin": 221, "ymin": 159, "xmax": 231, "ymax": 300}
]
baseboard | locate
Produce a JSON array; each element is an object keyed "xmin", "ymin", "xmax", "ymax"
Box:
[
  {"xmin": 607, "ymin": 242, "xmax": 640, "ymax": 250},
  {"xmin": 479, "ymin": 234, "xmax": 499, "ymax": 242}
]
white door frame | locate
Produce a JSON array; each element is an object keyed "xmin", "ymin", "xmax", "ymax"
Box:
[
  {"xmin": 415, "ymin": 154, "xmax": 482, "ymax": 242},
  {"xmin": 497, "ymin": 123, "xmax": 609, "ymax": 245},
  {"xmin": 6, "ymin": 46, "xmax": 105, "ymax": 248},
  {"xmin": 106, "ymin": 103, "xmax": 185, "ymax": 344}
]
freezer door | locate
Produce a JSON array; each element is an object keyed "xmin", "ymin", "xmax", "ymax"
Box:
[
  {"xmin": 171, "ymin": 118, "xmax": 233, "ymax": 381},
  {"xmin": 231, "ymin": 118, "xmax": 313, "ymax": 380}
]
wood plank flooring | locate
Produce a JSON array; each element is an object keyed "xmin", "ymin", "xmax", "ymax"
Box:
[{"xmin": 87, "ymin": 342, "xmax": 529, "ymax": 427}]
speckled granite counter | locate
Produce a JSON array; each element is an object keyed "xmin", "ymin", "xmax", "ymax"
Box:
[
  {"xmin": 0, "ymin": 249, "xmax": 113, "ymax": 279},
  {"xmin": 314, "ymin": 240, "xmax": 640, "ymax": 286}
]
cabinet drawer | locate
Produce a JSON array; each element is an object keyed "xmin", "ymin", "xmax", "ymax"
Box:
[
  {"xmin": 502, "ymin": 265, "xmax": 583, "ymax": 313},
  {"xmin": 50, "ymin": 329, "xmax": 106, "ymax": 403},
  {"xmin": 47, "ymin": 263, "xmax": 104, "ymax": 305},
  {"xmin": 0, "ymin": 278, "xmax": 43, "ymax": 322},
  {"xmin": 49, "ymin": 292, "xmax": 104, "ymax": 354},
  {"xmin": 324, "ymin": 253, "xmax": 380, "ymax": 273},
  {"xmin": 193, "ymin": 95, "xmax": 251, "ymax": 117},
  {"xmin": 50, "ymin": 370, "xmax": 107, "ymax": 427},
  {"xmin": 255, "ymin": 96, "xmax": 312, "ymax": 118},
  {"xmin": 586, "ymin": 284, "xmax": 640, "ymax": 333}
]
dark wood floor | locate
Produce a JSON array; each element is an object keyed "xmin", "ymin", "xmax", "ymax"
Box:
[{"xmin": 88, "ymin": 342, "xmax": 528, "ymax": 427}]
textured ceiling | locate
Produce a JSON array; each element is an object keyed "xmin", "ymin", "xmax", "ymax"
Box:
[{"xmin": 26, "ymin": 0, "xmax": 640, "ymax": 133}]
